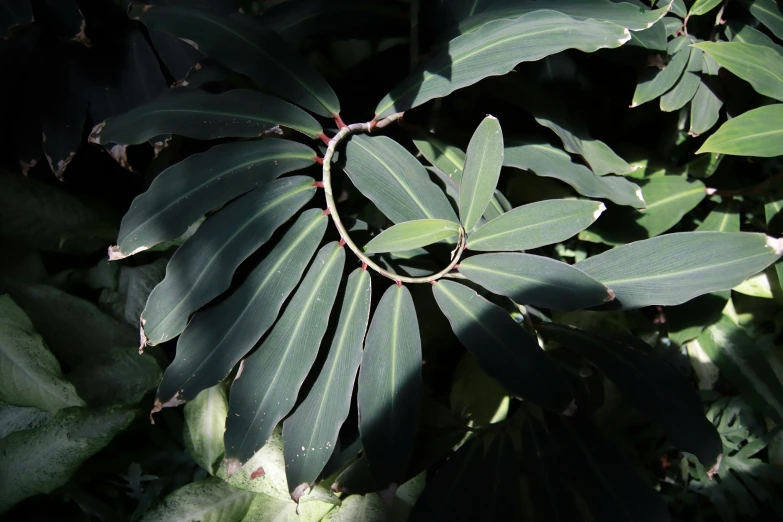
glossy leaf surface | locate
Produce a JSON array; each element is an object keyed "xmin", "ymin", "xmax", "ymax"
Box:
[
  {"xmin": 697, "ymin": 104, "xmax": 783, "ymax": 157},
  {"xmin": 459, "ymin": 116, "xmax": 504, "ymax": 231},
  {"xmin": 694, "ymin": 41, "xmax": 783, "ymax": 102},
  {"xmin": 141, "ymin": 176, "xmax": 315, "ymax": 346},
  {"xmin": 459, "ymin": 253, "xmax": 612, "ymax": 310},
  {"xmin": 364, "ymin": 219, "xmax": 460, "ymax": 254},
  {"xmin": 225, "ymin": 243, "xmax": 345, "ymax": 465},
  {"xmin": 690, "ymin": 0, "xmax": 723, "ymax": 16},
  {"xmin": 575, "ymin": 232, "xmax": 783, "ymax": 309},
  {"xmin": 358, "ymin": 285, "xmax": 422, "ymax": 489},
  {"xmin": 432, "ymin": 280, "xmax": 573, "ymax": 412}
]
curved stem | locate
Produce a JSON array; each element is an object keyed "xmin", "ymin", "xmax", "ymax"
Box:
[{"xmin": 321, "ymin": 115, "xmax": 466, "ymax": 284}]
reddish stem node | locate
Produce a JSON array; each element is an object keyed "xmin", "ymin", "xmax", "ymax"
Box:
[
  {"xmin": 396, "ymin": 280, "xmax": 402, "ymax": 287},
  {"xmin": 313, "ymin": 181, "xmax": 324, "ymax": 188},
  {"xmin": 333, "ymin": 113, "xmax": 348, "ymax": 130},
  {"xmin": 362, "ymin": 261, "xmax": 368, "ymax": 271},
  {"xmin": 453, "ymin": 264, "xmax": 460, "ymax": 270},
  {"xmin": 313, "ymin": 156, "xmax": 324, "ymax": 165},
  {"xmin": 429, "ymin": 280, "xmax": 437, "ymax": 285},
  {"xmin": 339, "ymin": 238, "xmax": 346, "ymax": 247},
  {"xmin": 322, "ymin": 208, "xmax": 331, "ymax": 216},
  {"xmin": 317, "ymin": 132, "xmax": 331, "ymax": 145},
  {"xmin": 368, "ymin": 119, "xmax": 377, "ymax": 132}
]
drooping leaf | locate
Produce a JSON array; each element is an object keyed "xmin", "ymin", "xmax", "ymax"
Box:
[
  {"xmin": 689, "ymin": 53, "xmax": 723, "ymax": 136},
  {"xmin": 661, "ymin": 45, "xmax": 703, "ymax": 111},
  {"xmin": 574, "ymin": 232, "xmax": 783, "ymax": 309},
  {"xmin": 89, "ymin": 89, "xmax": 323, "ymax": 149},
  {"xmin": 690, "ymin": 0, "xmax": 723, "ymax": 16},
  {"xmin": 129, "ymin": 5, "xmax": 340, "ymax": 116},
  {"xmin": 225, "ymin": 242, "xmax": 345, "ymax": 465},
  {"xmin": 697, "ymin": 104, "xmax": 783, "ymax": 157},
  {"xmin": 358, "ymin": 284, "xmax": 422, "ymax": 490},
  {"xmin": 631, "ymin": 39, "xmax": 690, "ymax": 107},
  {"xmin": 0, "ymin": 402, "xmax": 50, "ymax": 439},
  {"xmin": 138, "ymin": 477, "xmax": 254, "ymax": 522},
  {"xmin": 364, "ymin": 219, "xmax": 460, "ymax": 254},
  {"xmin": 283, "ymin": 268, "xmax": 371, "ymax": 500},
  {"xmin": 740, "ymin": 0, "xmax": 783, "ymax": 41},
  {"xmin": 432, "ymin": 280, "xmax": 573, "ymax": 412},
  {"xmin": 541, "ymin": 324, "xmax": 723, "ymax": 468},
  {"xmin": 156, "ymin": 209, "xmax": 327, "ymax": 405},
  {"xmin": 728, "ymin": 22, "xmax": 783, "ymax": 57},
  {"xmin": 504, "ymin": 143, "xmax": 646, "ymax": 208},
  {"xmin": 467, "ymin": 199, "xmax": 606, "ymax": 251},
  {"xmin": 375, "ymin": 11, "xmax": 631, "ymax": 117},
  {"xmin": 459, "ymin": 116, "xmax": 504, "ymax": 231},
  {"xmin": 697, "ymin": 200, "xmax": 740, "ymax": 232},
  {"xmin": 343, "ymin": 134, "xmax": 458, "ymax": 223},
  {"xmin": 459, "ymin": 253, "xmax": 612, "ymax": 310},
  {"xmin": 141, "ymin": 176, "xmax": 316, "ymax": 346},
  {"xmin": 694, "ymin": 42, "xmax": 783, "ymax": 102},
  {"xmin": 0, "ymin": 406, "xmax": 135, "ymax": 515},
  {"xmin": 114, "ymin": 139, "xmax": 316, "ymax": 258},
  {"xmin": 0, "ymin": 295, "xmax": 84, "ymax": 413},
  {"xmin": 183, "ymin": 383, "xmax": 228, "ymax": 476},
  {"xmin": 695, "ymin": 315, "xmax": 783, "ymax": 423}
]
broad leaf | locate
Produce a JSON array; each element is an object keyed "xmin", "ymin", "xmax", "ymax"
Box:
[
  {"xmin": 225, "ymin": 242, "xmax": 345, "ymax": 465},
  {"xmin": 364, "ymin": 219, "xmax": 460, "ymax": 254},
  {"xmin": 504, "ymin": 143, "xmax": 646, "ymax": 208},
  {"xmin": 451, "ymin": 353, "xmax": 510, "ymax": 429},
  {"xmin": 184, "ymin": 383, "xmax": 228, "ymax": 475},
  {"xmin": 139, "ymin": 477, "xmax": 254, "ymax": 522},
  {"xmin": 541, "ymin": 324, "xmax": 723, "ymax": 468},
  {"xmin": 459, "ymin": 253, "xmax": 612, "ymax": 310},
  {"xmin": 343, "ymin": 135, "xmax": 458, "ymax": 223},
  {"xmin": 690, "ymin": 0, "xmax": 723, "ymax": 16},
  {"xmin": 375, "ymin": 11, "xmax": 631, "ymax": 117},
  {"xmin": 0, "ymin": 402, "xmax": 50, "ymax": 440},
  {"xmin": 411, "ymin": 130, "xmax": 467, "ymax": 182},
  {"xmin": 697, "ymin": 200, "xmax": 740, "ymax": 232},
  {"xmin": 740, "ymin": 0, "xmax": 783, "ymax": 41},
  {"xmin": 89, "ymin": 89, "xmax": 323, "ymax": 148},
  {"xmin": 460, "ymin": 116, "xmax": 504, "ymax": 231},
  {"xmin": 631, "ymin": 40, "xmax": 689, "ymax": 107},
  {"xmin": 432, "ymin": 280, "xmax": 573, "ymax": 412},
  {"xmin": 694, "ymin": 42, "xmax": 783, "ymax": 102},
  {"xmin": 0, "ymin": 406, "xmax": 134, "ymax": 514},
  {"xmin": 0, "ymin": 295, "xmax": 84, "ymax": 413},
  {"xmin": 697, "ymin": 104, "xmax": 783, "ymax": 157},
  {"xmin": 115, "ymin": 139, "xmax": 316, "ymax": 258},
  {"xmin": 156, "ymin": 209, "xmax": 327, "ymax": 405},
  {"xmin": 283, "ymin": 268, "xmax": 371, "ymax": 500},
  {"xmin": 468, "ymin": 199, "xmax": 605, "ymax": 251},
  {"xmin": 358, "ymin": 285, "xmax": 422, "ymax": 490},
  {"xmin": 728, "ymin": 22, "xmax": 783, "ymax": 57},
  {"xmin": 661, "ymin": 45, "xmax": 703, "ymax": 111},
  {"xmin": 243, "ymin": 491, "xmax": 335, "ymax": 521},
  {"xmin": 690, "ymin": 53, "xmax": 723, "ymax": 136},
  {"xmin": 218, "ymin": 426, "xmax": 290, "ymax": 500},
  {"xmin": 575, "ymin": 232, "xmax": 783, "ymax": 309},
  {"xmin": 129, "ymin": 5, "xmax": 340, "ymax": 116},
  {"xmin": 141, "ymin": 176, "xmax": 316, "ymax": 346},
  {"xmin": 628, "ymin": 19, "xmax": 668, "ymax": 51}
]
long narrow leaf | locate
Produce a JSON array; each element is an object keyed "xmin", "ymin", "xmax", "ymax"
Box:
[
  {"xmin": 694, "ymin": 42, "xmax": 783, "ymax": 102},
  {"xmin": 697, "ymin": 104, "xmax": 783, "ymax": 157},
  {"xmin": 740, "ymin": 0, "xmax": 783, "ymax": 41},
  {"xmin": 364, "ymin": 219, "xmax": 460, "ymax": 254},
  {"xmin": 459, "ymin": 116, "xmax": 504, "ymax": 231},
  {"xmin": 632, "ymin": 41, "xmax": 690, "ymax": 107}
]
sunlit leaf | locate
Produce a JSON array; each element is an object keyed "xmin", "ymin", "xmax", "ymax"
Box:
[
  {"xmin": 141, "ymin": 176, "xmax": 316, "ymax": 346},
  {"xmin": 460, "ymin": 116, "xmax": 504, "ymax": 231},
  {"xmin": 225, "ymin": 243, "xmax": 345, "ymax": 466},
  {"xmin": 411, "ymin": 130, "xmax": 467, "ymax": 182},
  {"xmin": 358, "ymin": 285, "xmax": 422, "ymax": 490},
  {"xmin": 690, "ymin": 53, "xmax": 723, "ymax": 136},
  {"xmin": 694, "ymin": 42, "xmax": 783, "ymax": 102},
  {"xmin": 690, "ymin": 0, "xmax": 723, "ymax": 16},
  {"xmin": 697, "ymin": 200, "xmax": 741, "ymax": 232},
  {"xmin": 184, "ymin": 383, "xmax": 228, "ymax": 476},
  {"xmin": 697, "ymin": 104, "xmax": 783, "ymax": 157},
  {"xmin": 631, "ymin": 41, "xmax": 689, "ymax": 107},
  {"xmin": 661, "ymin": 45, "xmax": 703, "ymax": 112},
  {"xmin": 364, "ymin": 219, "xmax": 460, "ymax": 254},
  {"xmin": 139, "ymin": 477, "xmax": 254, "ymax": 522}
]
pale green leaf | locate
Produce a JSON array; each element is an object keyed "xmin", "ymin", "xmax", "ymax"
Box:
[
  {"xmin": 460, "ymin": 116, "xmax": 504, "ymax": 230},
  {"xmin": 364, "ymin": 219, "xmax": 460, "ymax": 254},
  {"xmin": 218, "ymin": 426, "xmax": 289, "ymax": 500},
  {"xmin": 697, "ymin": 104, "xmax": 783, "ymax": 157},
  {"xmin": 184, "ymin": 383, "xmax": 228, "ymax": 476},
  {"xmin": 139, "ymin": 477, "xmax": 254, "ymax": 522},
  {"xmin": 690, "ymin": 61, "xmax": 723, "ymax": 137},
  {"xmin": 411, "ymin": 130, "xmax": 466, "ymax": 182},
  {"xmin": 661, "ymin": 45, "xmax": 703, "ymax": 111},
  {"xmin": 696, "ymin": 200, "xmax": 740, "ymax": 232},
  {"xmin": 575, "ymin": 232, "xmax": 783, "ymax": 309},
  {"xmin": 0, "ymin": 295, "xmax": 84, "ymax": 413},
  {"xmin": 732, "ymin": 269, "xmax": 776, "ymax": 298},
  {"xmin": 740, "ymin": 0, "xmax": 783, "ymax": 41},
  {"xmin": 242, "ymin": 491, "xmax": 335, "ymax": 522},
  {"xmin": 467, "ymin": 199, "xmax": 606, "ymax": 251},
  {"xmin": 375, "ymin": 11, "xmax": 631, "ymax": 117},
  {"xmin": 358, "ymin": 285, "xmax": 422, "ymax": 490},
  {"xmin": 0, "ymin": 402, "xmax": 50, "ymax": 439},
  {"xmin": 632, "ymin": 43, "xmax": 690, "ymax": 107},
  {"xmin": 694, "ymin": 42, "xmax": 783, "ymax": 102},
  {"xmin": 690, "ymin": 0, "xmax": 723, "ymax": 16}
]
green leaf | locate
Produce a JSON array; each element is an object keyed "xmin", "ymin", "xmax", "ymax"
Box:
[
  {"xmin": 184, "ymin": 383, "xmax": 228, "ymax": 475},
  {"xmin": 631, "ymin": 42, "xmax": 690, "ymax": 107},
  {"xmin": 661, "ymin": 45, "xmax": 703, "ymax": 111},
  {"xmin": 375, "ymin": 11, "xmax": 631, "ymax": 118},
  {"xmin": 459, "ymin": 116, "xmax": 504, "ymax": 231},
  {"xmin": 156, "ymin": 209, "xmax": 327, "ymax": 405},
  {"xmin": 139, "ymin": 477, "xmax": 254, "ymax": 522},
  {"xmin": 689, "ymin": 53, "xmax": 723, "ymax": 136},
  {"xmin": 141, "ymin": 176, "xmax": 316, "ymax": 346},
  {"xmin": 468, "ymin": 199, "xmax": 606, "ymax": 251},
  {"xmin": 690, "ymin": 0, "xmax": 723, "ymax": 16},
  {"xmin": 321, "ymin": 493, "xmax": 385, "ymax": 522},
  {"xmin": 504, "ymin": 143, "xmax": 645, "ymax": 208},
  {"xmin": 667, "ymin": 291, "xmax": 730, "ymax": 345},
  {"xmin": 282, "ymin": 268, "xmax": 371, "ymax": 500},
  {"xmin": 432, "ymin": 280, "xmax": 573, "ymax": 412},
  {"xmin": 0, "ymin": 295, "xmax": 84, "ymax": 413},
  {"xmin": 628, "ymin": 19, "xmax": 668, "ymax": 51},
  {"xmin": 242, "ymin": 490, "xmax": 335, "ymax": 522},
  {"xmin": 740, "ymin": 0, "xmax": 783, "ymax": 41},
  {"xmin": 451, "ymin": 353, "xmax": 509, "ymax": 428},
  {"xmin": 0, "ymin": 406, "xmax": 134, "ymax": 515},
  {"xmin": 225, "ymin": 243, "xmax": 345, "ymax": 465},
  {"xmin": 728, "ymin": 22, "xmax": 783, "ymax": 57},
  {"xmin": 129, "ymin": 5, "xmax": 339, "ymax": 116},
  {"xmin": 694, "ymin": 42, "xmax": 783, "ymax": 102},
  {"xmin": 364, "ymin": 219, "xmax": 460, "ymax": 254},
  {"xmin": 115, "ymin": 139, "xmax": 316, "ymax": 258},
  {"xmin": 343, "ymin": 135, "xmax": 458, "ymax": 223},
  {"xmin": 574, "ymin": 232, "xmax": 783, "ymax": 309},
  {"xmin": 218, "ymin": 426, "xmax": 290, "ymax": 500},
  {"xmin": 89, "ymin": 89, "xmax": 323, "ymax": 148},
  {"xmin": 697, "ymin": 104, "xmax": 783, "ymax": 157},
  {"xmin": 411, "ymin": 130, "xmax": 467, "ymax": 182},
  {"xmin": 358, "ymin": 284, "xmax": 422, "ymax": 490},
  {"xmin": 697, "ymin": 200, "xmax": 741, "ymax": 232},
  {"xmin": 480, "ymin": 432, "xmax": 522, "ymax": 520},
  {"xmin": 541, "ymin": 324, "xmax": 723, "ymax": 468},
  {"xmin": 459, "ymin": 253, "xmax": 612, "ymax": 310},
  {"xmin": 0, "ymin": 402, "xmax": 50, "ymax": 439}
]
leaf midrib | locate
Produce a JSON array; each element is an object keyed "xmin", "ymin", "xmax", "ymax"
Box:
[{"xmin": 470, "ymin": 208, "xmax": 593, "ymax": 247}]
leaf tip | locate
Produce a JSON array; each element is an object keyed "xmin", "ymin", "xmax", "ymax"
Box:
[
  {"xmin": 594, "ymin": 203, "xmax": 607, "ymax": 220},
  {"xmin": 765, "ymin": 236, "xmax": 783, "ymax": 255},
  {"xmin": 88, "ymin": 122, "xmax": 105, "ymax": 144},
  {"xmin": 291, "ymin": 483, "xmax": 310, "ymax": 503},
  {"xmin": 225, "ymin": 458, "xmax": 243, "ymax": 479}
]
